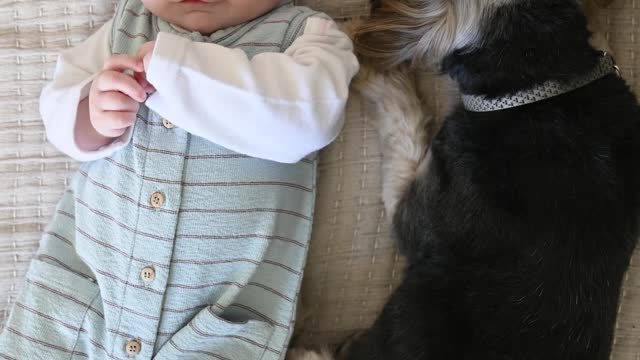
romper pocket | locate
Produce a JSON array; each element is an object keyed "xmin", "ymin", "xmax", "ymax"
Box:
[
  {"xmin": 154, "ymin": 306, "xmax": 276, "ymax": 360},
  {"xmin": 0, "ymin": 259, "xmax": 100, "ymax": 359}
]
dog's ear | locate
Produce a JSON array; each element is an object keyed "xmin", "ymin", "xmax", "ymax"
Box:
[{"xmin": 354, "ymin": 0, "xmax": 485, "ymax": 70}]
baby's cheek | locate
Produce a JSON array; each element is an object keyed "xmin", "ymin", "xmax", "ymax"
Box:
[
  {"xmin": 233, "ymin": 0, "xmax": 282, "ymax": 21},
  {"xmin": 139, "ymin": 0, "xmax": 172, "ymax": 22}
]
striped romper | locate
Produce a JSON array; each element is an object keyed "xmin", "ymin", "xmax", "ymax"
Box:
[{"xmin": 0, "ymin": 1, "xmax": 358, "ymax": 359}]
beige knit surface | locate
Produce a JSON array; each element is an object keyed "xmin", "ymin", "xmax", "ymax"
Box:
[{"xmin": 0, "ymin": 0, "xmax": 637, "ymax": 358}]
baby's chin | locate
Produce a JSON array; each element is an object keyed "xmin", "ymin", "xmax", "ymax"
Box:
[
  {"xmin": 169, "ymin": 14, "xmax": 229, "ymax": 34},
  {"xmin": 183, "ymin": 23, "xmax": 222, "ymax": 35}
]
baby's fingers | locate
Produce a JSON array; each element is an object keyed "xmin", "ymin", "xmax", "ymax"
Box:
[
  {"xmin": 133, "ymin": 71, "xmax": 155, "ymax": 94},
  {"xmin": 105, "ymin": 111, "xmax": 137, "ymax": 130},
  {"xmin": 93, "ymin": 111, "xmax": 137, "ymax": 138},
  {"xmin": 97, "ymin": 71, "xmax": 146, "ymax": 103},
  {"xmin": 103, "ymin": 54, "xmax": 144, "ymax": 73},
  {"xmin": 95, "ymin": 91, "xmax": 141, "ymax": 112}
]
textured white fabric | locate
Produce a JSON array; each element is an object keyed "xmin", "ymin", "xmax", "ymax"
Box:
[{"xmin": 146, "ymin": 18, "xmax": 359, "ymax": 163}]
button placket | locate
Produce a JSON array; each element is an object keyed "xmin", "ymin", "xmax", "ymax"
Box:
[{"xmin": 116, "ymin": 111, "xmax": 186, "ymax": 353}]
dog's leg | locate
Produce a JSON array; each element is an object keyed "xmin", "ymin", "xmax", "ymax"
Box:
[{"xmin": 354, "ymin": 64, "xmax": 433, "ymax": 220}]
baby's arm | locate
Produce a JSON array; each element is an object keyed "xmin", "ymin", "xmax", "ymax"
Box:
[
  {"xmin": 144, "ymin": 16, "xmax": 359, "ymax": 163},
  {"xmin": 41, "ymin": 20, "xmax": 147, "ymax": 162}
]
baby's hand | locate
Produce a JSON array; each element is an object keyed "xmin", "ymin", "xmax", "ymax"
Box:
[
  {"xmin": 133, "ymin": 41, "xmax": 156, "ymax": 91},
  {"xmin": 89, "ymin": 55, "xmax": 147, "ymax": 138},
  {"xmin": 137, "ymin": 41, "xmax": 156, "ymax": 72}
]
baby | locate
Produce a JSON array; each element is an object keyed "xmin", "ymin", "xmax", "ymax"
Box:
[{"xmin": 0, "ymin": 0, "xmax": 358, "ymax": 359}]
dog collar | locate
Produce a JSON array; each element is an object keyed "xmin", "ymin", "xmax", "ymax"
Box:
[{"xmin": 461, "ymin": 53, "xmax": 620, "ymax": 112}]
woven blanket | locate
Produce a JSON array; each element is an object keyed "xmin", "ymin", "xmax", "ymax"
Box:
[{"xmin": 0, "ymin": 1, "xmax": 638, "ymax": 358}]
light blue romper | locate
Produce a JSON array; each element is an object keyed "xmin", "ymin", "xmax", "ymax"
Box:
[{"xmin": 0, "ymin": 1, "xmax": 320, "ymax": 359}]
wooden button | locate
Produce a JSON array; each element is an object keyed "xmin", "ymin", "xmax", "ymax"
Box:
[
  {"xmin": 150, "ymin": 192, "xmax": 165, "ymax": 208},
  {"xmin": 125, "ymin": 339, "xmax": 141, "ymax": 357},
  {"xmin": 162, "ymin": 119, "xmax": 176, "ymax": 129},
  {"xmin": 140, "ymin": 267, "xmax": 156, "ymax": 283}
]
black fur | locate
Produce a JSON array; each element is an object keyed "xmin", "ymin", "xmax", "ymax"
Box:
[{"xmin": 348, "ymin": 1, "xmax": 640, "ymax": 359}]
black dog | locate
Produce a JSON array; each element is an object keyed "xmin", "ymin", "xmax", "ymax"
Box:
[{"xmin": 343, "ymin": 0, "xmax": 640, "ymax": 358}]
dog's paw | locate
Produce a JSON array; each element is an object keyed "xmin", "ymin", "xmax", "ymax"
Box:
[{"xmin": 286, "ymin": 349, "xmax": 334, "ymax": 360}]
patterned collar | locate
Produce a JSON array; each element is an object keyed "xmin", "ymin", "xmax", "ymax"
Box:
[{"xmin": 461, "ymin": 53, "xmax": 620, "ymax": 112}]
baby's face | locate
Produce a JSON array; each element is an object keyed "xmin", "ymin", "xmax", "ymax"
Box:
[{"xmin": 141, "ymin": 0, "xmax": 282, "ymax": 34}]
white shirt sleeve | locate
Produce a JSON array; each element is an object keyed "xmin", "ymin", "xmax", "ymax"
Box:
[
  {"xmin": 145, "ymin": 16, "xmax": 360, "ymax": 163},
  {"xmin": 40, "ymin": 19, "xmax": 134, "ymax": 162}
]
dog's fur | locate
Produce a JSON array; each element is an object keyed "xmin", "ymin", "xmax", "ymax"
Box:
[{"xmin": 290, "ymin": 0, "xmax": 640, "ymax": 359}]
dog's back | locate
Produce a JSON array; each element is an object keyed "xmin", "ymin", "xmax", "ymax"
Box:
[{"xmin": 433, "ymin": 74, "xmax": 639, "ymax": 359}]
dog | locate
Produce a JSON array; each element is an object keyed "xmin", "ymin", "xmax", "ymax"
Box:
[{"xmin": 289, "ymin": 0, "xmax": 640, "ymax": 359}]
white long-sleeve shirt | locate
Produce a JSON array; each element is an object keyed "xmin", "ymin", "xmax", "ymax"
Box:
[{"xmin": 40, "ymin": 16, "xmax": 359, "ymax": 163}]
